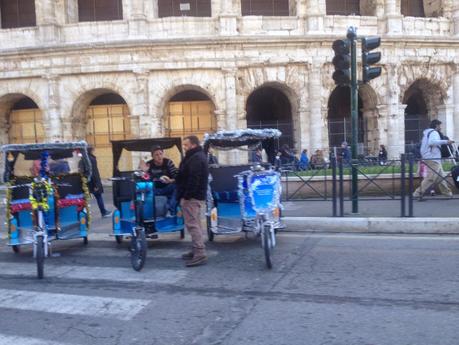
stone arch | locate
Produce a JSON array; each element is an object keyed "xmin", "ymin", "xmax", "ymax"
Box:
[
  {"xmin": 327, "ymin": 83, "xmax": 380, "ymax": 154},
  {"xmin": 161, "ymin": 85, "xmax": 217, "ymax": 139},
  {"xmin": 0, "ymin": 93, "xmax": 44, "ymax": 145},
  {"xmin": 245, "ymin": 82, "xmax": 297, "ymax": 150},
  {"xmin": 402, "ymin": 78, "xmax": 446, "ymax": 118},
  {"xmin": 402, "ymin": 78, "xmax": 446, "ymax": 152}
]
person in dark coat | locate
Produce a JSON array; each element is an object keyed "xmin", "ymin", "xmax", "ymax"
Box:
[
  {"xmin": 87, "ymin": 147, "xmax": 111, "ymax": 217},
  {"xmin": 176, "ymin": 135, "xmax": 209, "ymax": 267}
]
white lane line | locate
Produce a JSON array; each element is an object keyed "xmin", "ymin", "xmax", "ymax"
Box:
[
  {"xmin": 0, "ymin": 262, "xmax": 188, "ymax": 284},
  {"xmin": 0, "ymin": 334, "xmax": 72, "ymax": 345},
  {"xmin": 0, "ymin": 288, "xmax": 150, "ymax": 321}
]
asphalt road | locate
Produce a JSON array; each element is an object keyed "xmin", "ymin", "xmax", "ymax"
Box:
[{"xmin": 0, "ymin": 206, "xmax": 459, "ymax": 345}]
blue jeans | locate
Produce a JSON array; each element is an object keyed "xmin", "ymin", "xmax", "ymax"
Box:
[
  {"xmin": 155, "ymin": 184, "xmax": 178, "ymax": 215},
  {"xmin": 93, "ymin": 192, "xmax": 109, "ymax": 216}
]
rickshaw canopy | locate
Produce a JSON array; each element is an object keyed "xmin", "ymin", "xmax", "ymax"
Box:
[
  {"xmin": 111, "ymin": 137, "xmax": 183, "ymax": 175},
  {"xmin": 203, "ymin": 129, "xmax": 282, "ymax": 163},
  {"xmin": 1, "ymin": 141, "xmax": 92, "ymax": 182}
]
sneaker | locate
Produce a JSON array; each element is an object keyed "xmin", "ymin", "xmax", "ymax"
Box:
[
  {"xmin": 181, "ymin": 251, "xmax": 194, "ymax": 260},
  {"xmin": 430, "ymin": 190, "xmax": 435, "ymax": 196},
  {"xmin": 185, "ymin": 255, "xmax": 207, "ymax": 267},
  {"xmin": 102, "ymin": 210, "xmax": 112, "ymax": 218}
]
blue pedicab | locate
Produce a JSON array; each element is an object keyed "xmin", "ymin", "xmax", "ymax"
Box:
[
  {"xmin": 203, "ymin": 129, "xmax": 284, "ymax": 269},
  {"xmin": 1, "ymin": 141, "xmax": 92, "ymax": 279},
  {"xmin": 111, "ymin": 138, "xmax": 185, "ymax": 271}
]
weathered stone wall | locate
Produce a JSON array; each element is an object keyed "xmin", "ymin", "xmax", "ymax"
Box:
[{"xmin": 0, "ymin": 0, "xmax": 457, "ymax": 160}]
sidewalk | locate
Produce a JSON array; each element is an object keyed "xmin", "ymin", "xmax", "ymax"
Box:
[
  {"xmin": 281, "ymin": 197, "xmax": 459, "ymax": 234},
  {"xmin": 99, "ymin": 187, "xmax": 459, "ymax": 234}
]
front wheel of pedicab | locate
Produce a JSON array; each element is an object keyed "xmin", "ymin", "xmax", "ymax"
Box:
[
  {"xmin": 262, "ymin": 224, "xmax": 273, "ymax": 270},
  {"xmin": 206, "ymin": 216, "xmax": 214, "ymax": 242},
  {"xmin": 12, "ymin": 245, "xmax": 20, "ymax": 253},
  {"xmin": 130, "ymin": 228, "xmax": 147, "ymax": 271},
  {"xmin": 36, "ymin": 235, "xmax": 45, "ymax": 279}
]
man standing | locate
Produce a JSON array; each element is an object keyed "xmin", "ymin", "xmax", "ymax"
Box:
[
  {"xmin": 176, "ymin": 136, "xmax": 209, "ymax": 267},
  {"xmin": 145, "ymin": 146, "xmax": 178, "ymax": 216},
  {"xmin": 87, "ymin": 147, "xmax": 112, "ymax": 217},
  {"xmin": 413, "ymin": 119, "xmax": 454, "ymax": 198}
]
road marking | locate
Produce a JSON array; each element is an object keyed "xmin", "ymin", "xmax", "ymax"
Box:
[
  {"xmin": 0, "ymin": 334, "xmax": 72, "ymax": 345},
  {"xmin": 0, "ymin": 288, "xmax": 150, "ymax": 321},
  {"xmin": 0, "ymin": 262, "xmax": 188, "ymax": 284}
]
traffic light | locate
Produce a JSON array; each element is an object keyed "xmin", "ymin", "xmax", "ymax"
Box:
[
  {"xmin": 332, "ymin": 39, "xmax": 351, "ymax": 85},
  {"xmin": 361, "ymin": 36, "xmax": 381, "ymax": 83}
]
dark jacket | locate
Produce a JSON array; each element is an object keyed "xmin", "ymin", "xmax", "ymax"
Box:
[
  {"xmin": 88, "ymin": 153, "xmax": 103, "ymax": 194},
  {"xmin": 176, "ymin": 146, "xmax": 208, "ymax": 201}
]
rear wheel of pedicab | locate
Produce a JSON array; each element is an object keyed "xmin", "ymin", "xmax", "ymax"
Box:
[
  {"xmin": 115, "ymin": 235, "xmax": 123, "ymax": 244},
  {"xmin": 206, "ymin": 216, "xmax": 214, "ymax": 242},
  {"xmin": 36, "ymin": 235, "xmax": 45, "ymax": 279},
  {"xmin": 83, "ymin": 236, "xmax": 88, "ymax": 245},
  {"xmin": 130, "ymin": 228, "xmax": 147, "ymax": 271},
  {"xmin": 12, "ymin": 245, "xmax": 20, "ymax": 253},
  {"xmin": 263, "ymin": 225, "xmax": 273, "ymax": 269},
  {"xmin": 180, "ymin": 230, "xmax": 185, "ymax": 239}
]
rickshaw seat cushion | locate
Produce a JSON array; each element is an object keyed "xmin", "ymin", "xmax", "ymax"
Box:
[
  {"xmin": 10, "ymin": 199, "xmax": 32, "ymax": 213},
  {"xmin": 213, "ymin": 191, "xmax": 239, "ymax": 203}
]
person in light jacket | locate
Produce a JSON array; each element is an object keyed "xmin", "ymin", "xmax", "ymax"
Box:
[{"xmin": 413, "ymin": 119, "xmax": 454, "ymax": 198}]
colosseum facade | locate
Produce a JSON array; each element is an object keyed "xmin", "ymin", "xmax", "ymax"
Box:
[{"xmin": 0, "ymin": 0, "xmax": 458, "ymax": 176}]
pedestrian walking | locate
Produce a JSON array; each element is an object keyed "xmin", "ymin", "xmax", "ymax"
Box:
[
  {"xmin": 84, "ymin": 147, "xmax": 112, "ymax": 217},
  {"xmin": 413, "ymin": 119, "xmax": 454, "ymax": 199},
  {"xmin": 176, "ymin": 135, "xmax": 209, "ymax": 267}
]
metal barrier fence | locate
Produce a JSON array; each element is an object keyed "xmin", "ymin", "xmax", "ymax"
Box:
[{"xmin": 281, "ymin": 154, "xmax": 459, "ymax": 218}]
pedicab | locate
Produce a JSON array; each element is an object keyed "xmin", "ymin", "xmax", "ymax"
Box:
[
  {"xmin": 110, "ymin": 138, "xmax": 185, "ymax": 271},
  {"xmin": 203, "ymin": 129, "xmax": 284, "ymax": 269},
  {"xmin": 1, "ymin": 141, "xmax": 92, "ymax": 279}
]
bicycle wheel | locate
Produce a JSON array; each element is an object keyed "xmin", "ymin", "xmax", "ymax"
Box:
[
  {"xmin": 12, "ymin": 245, "xmax": 20, "ymax": 253},
  {"xmin": 262, "ymin": 224, "xmax": 273, "ymax": 269},
  {"xmin": 36, "ymin": 235, "xmax": 45, "ymax": 279},
  {"xmin": 130, "ymin": 228, "xmax": 147, "ymax": 271},
  {"xmin": 115, "ymin": 235, "xmax": 123, "ymax": 244}
]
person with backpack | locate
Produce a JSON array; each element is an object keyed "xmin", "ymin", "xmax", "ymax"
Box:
[{"xmin": 413, "ymin": 119, "xmax": 454, "ymax": 199}]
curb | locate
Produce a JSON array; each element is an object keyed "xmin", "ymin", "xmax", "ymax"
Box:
[{"xmin": 283, "ymin": 217, "xmax": 459, "ymax": 234}]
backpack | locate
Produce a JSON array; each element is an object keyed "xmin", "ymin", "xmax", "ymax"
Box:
[{"xmin": 423, "ymin": 130, "xmax": 452, "ymax": 158}]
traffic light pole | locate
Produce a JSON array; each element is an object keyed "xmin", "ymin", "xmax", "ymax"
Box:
[{"xmin": 350, "ymin": 33, "xmax": 359, "ymax": 214}]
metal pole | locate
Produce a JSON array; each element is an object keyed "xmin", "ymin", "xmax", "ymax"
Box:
[
  {"xmin": 339, "ymin": 158, "xmax": 344, "ymax": 217},
  {"xmin": 350, "ymin": 29, "xmax": 359, "ymax": 214},
  {"xmin": 400, "ymin": 154, "xmax": 406, "ymax": 217},
  {"xmin": 331, "ymin": 153, "xmax": 337, "ymax": 216},
  {"xmin": 408, "ymin": 154, "xmax": 414, "ymax": 217}
]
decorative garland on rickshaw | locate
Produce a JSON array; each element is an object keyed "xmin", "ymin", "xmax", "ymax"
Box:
[
  {"xmin": 81, "ymin": 175, "xmax": 91, "ymax": 228},
  {"xmin": 5, "ymin": 180, "xmax": 12, "ymax": 237},
  {"xmin": 29, "ymin": 179, "xmax": 53, "ymax": 211}
]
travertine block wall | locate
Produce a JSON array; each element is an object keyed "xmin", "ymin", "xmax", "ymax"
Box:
[{"xmin": 0, "ymin": 0, "xmax": 457, "ymax": 159}]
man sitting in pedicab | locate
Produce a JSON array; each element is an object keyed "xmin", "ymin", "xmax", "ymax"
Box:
[{"xmin": 141, "ymin": 146, "xmax": 178, "ymax": 216}]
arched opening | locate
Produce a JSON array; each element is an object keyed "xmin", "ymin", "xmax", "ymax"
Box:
[
  {"xmin": 78, "ymin": 0, "xmax": 123, "ymax": 22},
  {"xmin": 165, "ymin": 90, "xmax": 216, "ymax": 139},
  {"xmin": 246, "ymin": 86, "xmax": 294, "ymax": 150},
  {"xmin": 85, "ymin": 92, "xmax": 132, "ymax": 178},
  {"xmin": 327, "ymin": 86, "xmax": 365, "ymax": 152},
  {"xmin": 401, "ymin": 0, "xmax": 425, "ymax": 17},
  {"xmin": 326, "ymin": 0, "xmax": 360, "ymax": 15},
  {"xmin": 8, "ymin": 96, "xmax": 44, "ymax": 144},
  {"xmin": 158, "ymin": 0, "xmax": 211, "ymax": 17},
  {"xmin": 241, "ymin": 0, "xmax": 290, "ymax": 16},
  {"xmin": 0, "ymin": 0, "xmax": 36, "ymax": 28},
  {"xmin": 403, "ymin": 86, "xmax": 429, "ymax": 154}
]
